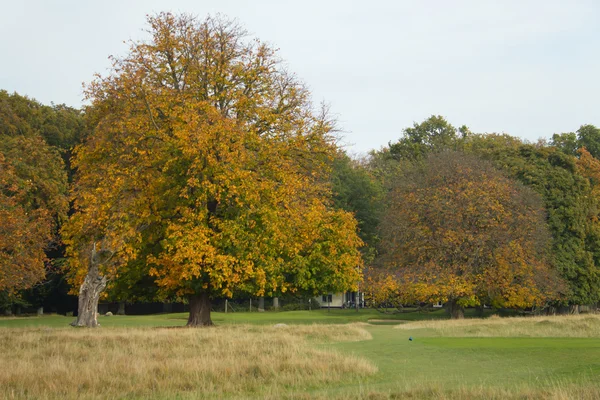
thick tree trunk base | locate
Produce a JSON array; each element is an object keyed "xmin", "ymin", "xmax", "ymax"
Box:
[
  {"xmin": 446, "ymin": 299, "xmax": 465, "ymax": 319},
  {"xmin": 117, "ymin": 302, "xmax": 126, "ymax": 315},
  {"xmin": 187, "ymin": 293, "xmax": 213, "ymax": 327}
]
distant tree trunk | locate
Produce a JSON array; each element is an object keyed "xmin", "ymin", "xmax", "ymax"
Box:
[
  {"xmin": 117, "ymin": 302, "xmax": 126, "ymax": 315},
  {"xmin": 273, "ymin": 297, "xmax": 279, "ymax": 309},
  {"xmin": 187, "ymin": 292, "xmax": 213, "ymax": 327},
  {"xmin": 557, "ymin": 305, "xmax": 570, "ymax": 315},
  {"xmin": 4, "ymin": 307, "xmax": 12, "ymax": 316},
  {"xmin": 475, "ymin": 305, "xmax": 484, "ymax": 317},
  {"xmin": 569, "ymin": 304, "xmax": 580, "ymax": 315},
  {"xmin": 258, "ymin": 296, "xmax": 265, "ymax": 312},
  {"xmin": 446, "ymin": 299, "xmax": 464, "ymax": 319},
  {"xmin": 71, "ymin": 243, "xmax": 108, "ymax": 328}
]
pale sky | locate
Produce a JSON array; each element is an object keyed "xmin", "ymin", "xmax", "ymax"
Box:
[{"xmin": 1, "ymin": 0, "xmax": 599, "ymax": 154}]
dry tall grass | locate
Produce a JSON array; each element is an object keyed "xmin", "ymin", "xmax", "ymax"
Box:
[
  {"xmin": 0, "ymin": 324, "xmax": 375, "ymax": 399},
  {"xmin": 395, "ymin": 314, "xmax": 600, "ymax": 337}
]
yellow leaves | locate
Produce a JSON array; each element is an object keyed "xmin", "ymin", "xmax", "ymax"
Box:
[
  {"xmin": 378, "ymin": 151, "xmax": 557, "ymax": 309},
  {"xmin": 63, "ymin": 12, "xmax": 363, "ymax": 303}
]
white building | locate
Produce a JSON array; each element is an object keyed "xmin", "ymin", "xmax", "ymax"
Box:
[{"xmin": 314, "ymin": 292, "xmax": 364, "ymax": 308}]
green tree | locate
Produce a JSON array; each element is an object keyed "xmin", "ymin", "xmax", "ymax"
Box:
[
  {"xmin": 387, "ymin": 115, "xmax": 468, "ymax": 161},
  {"xmin": 550, "ymin": 132, "xmax": 578, "ymax": 156},
  {"xmin": 330, "ymin": 154, "xmax": 383, "ymax": 258},
  {"xmin": 577, "ymin": 125, "xmax": 600, "ymax": 160},
  {"xmin": 551, "ymin": 125, "xmax": 600, "ymax": 161},
  {"xmin": 0, "ymin": 90, "xmax": 85, "ymax": 150}
]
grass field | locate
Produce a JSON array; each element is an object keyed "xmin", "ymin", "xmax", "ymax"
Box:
[
  {"xmin": 1, "ymin": 310, "xmax": 599, "ymax": 399},
  {"xmin": 0, "ymin": 307, "xmax": 498, "ymax": 328}
]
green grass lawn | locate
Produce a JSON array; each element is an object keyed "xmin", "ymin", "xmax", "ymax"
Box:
[
  {"xmin": 0, "ymin": 307, "xmax": 494, "ymax": 328},
  {"xmin": 330, "ymin": 327, "xmax": 600, "ymax": 397},
  {"xmin": 1, "ymin": 310, "xmax": 599, "ymax": 399}
]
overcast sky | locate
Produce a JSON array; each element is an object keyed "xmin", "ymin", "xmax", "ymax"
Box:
[{"xmin": 1, "ymin": 0, "xmax": 599, "ymax": 154}]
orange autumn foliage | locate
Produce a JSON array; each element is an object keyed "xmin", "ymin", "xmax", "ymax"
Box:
[
  {"xmin": 62, "ymin": 13, "xmax": 362, "ymax": 306},
  {"xmin": 378, "ymin": 151, "xmax": 563, "ymax": 311},
  {"xmin": 0, "ymin": 119, "xmax": 68, "ymax": 293}
]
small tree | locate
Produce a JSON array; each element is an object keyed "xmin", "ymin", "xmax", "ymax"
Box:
[{"xmin": 380, "ymin": 151, "xmax": 563, "ymax": 318}]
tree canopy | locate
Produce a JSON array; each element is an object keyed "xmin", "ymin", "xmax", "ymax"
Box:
[
  {"xmin": 378, "ymin": 151, "xmax": 562, "ymax": 318},
  {"xmin": 330, "ymin": 154, "xmax": 383, "ymax": 259},
  {"xmin": 63, "ymin": 13, "xmax": 363, "ymax": 326},
  {"xmin": 0, "ymin": 93, "xmax": 69, "ymax": 296},
  {"xmin": 386, "ymin": 115, "xmax": 470, "ymax": 162},
  {"xmin": 466, "ymin": 137, "xmax": 600, "ymax": 305}
]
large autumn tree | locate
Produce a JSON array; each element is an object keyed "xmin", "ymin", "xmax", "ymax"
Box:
[
  {"xmin": 380, "ymin": 151, "xmax": 562, "ymax": 318},
  {"xmin": 63, "ymin": 13, "xmax": 362, "ymax": 327}
]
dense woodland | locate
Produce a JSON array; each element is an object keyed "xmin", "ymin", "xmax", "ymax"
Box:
[{"xmin": 2, "ymin": 13, "xmax": 600, "ymax": 324}]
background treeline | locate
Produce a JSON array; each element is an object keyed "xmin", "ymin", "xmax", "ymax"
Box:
[
  {"xmin": 357, "ymin": 117, "xmax": 600, "ymax": 315},
  {"xmin": 0, "ymin": 90, "xmax": 84, "ymax": 314},
  {"xmin": 1, "ymin": 88, "xmax": 599, "ymax": 315}
]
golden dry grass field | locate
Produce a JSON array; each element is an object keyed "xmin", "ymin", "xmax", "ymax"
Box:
[{"xmin": 0, "ymin": 324, "xmax": 374, "ymax": 399}]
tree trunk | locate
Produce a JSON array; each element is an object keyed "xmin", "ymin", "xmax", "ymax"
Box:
[
  {"xmin": 446, "ymin": 299, "xmax": 465, "ymax": 319},
  {"xmin": 475, "ymin": 305, "xmax": 484, "ymax": 317},
  {"xmin": 187, "ymin": 292, "xmax": 213, "ymax": 327},
  {"xmin": 117, "ymin": 302, "xmax": 126, "ymax": 315},
  {"xmin": 273, "ymin": 297, "xmax": 279, "ymax": 310},
  {"xmin": 258, "ymin": 296, "xmax": 265, "ymax": 312},
  {"xmin": 71, "ymin": 243, "xmax": 108, "ymax": 328},
  {"xmin": 569, "ymin": 304, "xmax": 580, "ymax": 315},
  {"xmin": 558, "ymin": 305, "xmax": 570, "ymax": 315}
]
